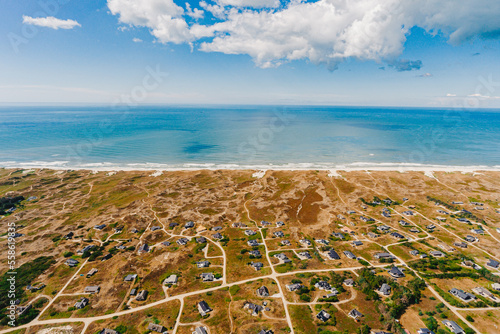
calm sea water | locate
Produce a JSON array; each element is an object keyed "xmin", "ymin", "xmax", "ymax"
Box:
[{"xmin": 0, "ymin": 105, "xmax": 499, "ymax": 169}]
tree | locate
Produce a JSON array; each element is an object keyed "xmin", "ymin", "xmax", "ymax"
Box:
[{"xmin": 424, "ymin": 316, "xmax": 438, "ymax": 332}]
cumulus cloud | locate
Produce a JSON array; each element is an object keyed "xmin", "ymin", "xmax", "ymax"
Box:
[
  {"xmin": 132, "ymin": 37, "xmax": 143, "ymax": 42},
  {"xmin": 22, "ymin": 16, "xmax": 81, "ymax": 30},
  {"xmin": 216, "ymin": 0, "xmax": 280, "ymax": 8},
  {"xmin": 107, "ymin": 0, "xmax": 500, "ymax": 69},
  {"xmin": 417, "ymin": 73, "xmax": 433, "ymax": 77}
]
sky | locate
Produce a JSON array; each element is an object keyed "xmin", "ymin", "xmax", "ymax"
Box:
[{"xmin": 1, "ymin": 0, "xmax": 500, "ymax": 107}]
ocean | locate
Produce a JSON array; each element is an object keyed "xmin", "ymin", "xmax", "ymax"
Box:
[{"xmin": 1, "ymin": 105, "xmax": 499, "ymax": 170}]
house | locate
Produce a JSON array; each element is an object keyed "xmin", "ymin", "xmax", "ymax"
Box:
[
  {"xmin": 317, "ymin": 310, "xmax": 331, "ymax": 322},
  {"xmin": 420, "ymin": 253, "xmax": 428, "ymax": 259},
  {"xmin": 116, "ymin": 245, "xmax": 126, "ymax": 250},
  {"xmin": 332, "ymin": 232, "xmax": 345, "ymax": 240},
  {"xmin": 379, "ymin": 283, "xmax": 391, "ymax": 296},
  {"xmin": 388, "ymin": 266, "xmax": 405, "ymax": 278},
  {"xmin": 250, "ymin": 262, "xmax": 264, "ymax": 271},
  {"xmin": 124, "ymin": 274, "xmax": 137, "ymax": 282},
  {"xmin": 64, "ymin": 232, "xmax": 74, "ymax": 239},
  {"xmin": 86, "ymin": 268, "xmax": 98, "ymax": 278},
  {"xmin": 257, "ymin": 286, "xmax": 269, "ymax": 297},
  {"xmin": 492, "ymin": 283, "xmax": 500, "ymax": 291},
  {"xmin": 367, "ymin": 232, "xmax": 378, "ymax": 238},
  {"xmin": 101, "ymin": 253, "xmax": 112, "ymax": 261},
  {"xmin": 26, "ymin": 283, "xmax": 45, "ymax": 292},
  {"xmin": 245, "ymin": 230, "xmax": 257, "ymax": 236},
  {"xmin": 300, "ymin": 239, "xmax": 311, "ymax": 246},
  {"xmin": 17, "ymin": 304, "xmax": 32, "ymax": 316},
  {"xmin": 457, "ymin": 218, "xmax": 470, "ymax": 223},
  {"xmin": 399, "ymin": 220, "xmax": 410, "ymax": 226},
  {"xmin": 360, "ymin": 216, "xmax": 375, "ymax": 223},
  {"xmin": 452, "ymin": 201, "xmax": 464, "ymax": 205},
  {"xmin": 212, "ymin": 226, "xmax": 222, "ymax": 231},
  {"xmin": 438, "ymin": 244, "xmax": 455, "ymax": 252},
  {"xmin": 417, "ymin": 329, "xmax": 435, "ymax": 334},
  {"xmin": 258, "ymin": 330, "xmax": 273, "ymax": 334},
  {"xmin": 161, "ymin": 241, "xmax": 171, "ymax": 246},
  {"xmin": 409, "ymin": 228, "xmax": 420, "ymax": 233},
  {"xmin": 198, "ymin": 300, "xmax": 212, "ymax": 316},
  {"xmin": 169, "ymin": 222, "xmax": 178, "ymax": 228},
  {"xmin": 429, "ymin": 251, "xmax": 445, "ymax": 258},
  {"xmin": 150, "ymin": 226, "xmax": 161, "ymax": 231},
  {"xmin": 185, "ymin": 221, "xmax": 194, "ymax": 229},
  {"xmin": 471, "ymin": 229, "xmax": 484, "ymax": 235},
  {"xmin": 409, "ymin": 250, "xmax": 419, "ymax": 256},
  {"xmin": 454, "ymin": 242, "xmax": 467, "ymax": 249},
  {"xmin": 343, "ymin": 250, "xmax": 356, "ymax": 259},
  {"xmin": 197, "ymin": 261, "xmax": 210, "ymax": 268},
  {"xmin": 248, "ymin": 240, "xmax": 259, "ymax": 247},
  {"xmin": 347, "ymin": 210, "xmax": 356, "ymax": 214},
  {"xmin": 163, "ymin": 274, "xmax": 178, "ymax": 285},
  {"xmin": 249, "ymin": 250, "xmax": 262, "ymax": 258},
  {"xmin": 281, "ymin": 240, "xmax": 291, "ymax": 246},
  {"xmin": 147, "ymin": 323, "xmax": 166, "ymax": 333},
  {"xmin": 442, "ymin": 320, "xmax": 465, "ymax": 334},
  {"xmin": 426, "ymin": 224, "xmax": 436, "ymax": 230},
  {"xmin": 465, "ymin": 235, "xmax": 477, "ymax": 242},
  {"xmin": 99, "ymin": 329, "xmax": 119, "ymax": 334},
  {"xmin": 232, "ymin": 222, "xmax": 247, "ymax": 228},
  {"xmin": 276, "ymin": 221, "xmax": 285, "ymax": 227},
  {"xmin": 374, "ymin": 252, "xmax": 394, "ymax": 260},
  {"xmin": 403, "ymin": 210, "xmax": 414, "ymax": 216},
  {"xmin": 324, "ymin": 289, "xmax": 339, "ymax": 297},
  {"xmin": 196, "ymin": 237, "xmax": 207, "ymax": 243},
  {"xmin": 286, "ymin": 283, "xmax": 303, "ymax": 291},
  {"xmin": 297, "ymin": 251, "xmax": 312, "ymax": 260},
  {"xmin": 131, "ymin": 228, "xmax": 139, "ymax": 233},
  {"xmin": 382, "ymin": 211, "xmax": 391, "ymax": 218},
  {"xmin": 327, "ymin": 249, "xmax": 340, "ymax": 260},
  {"xmin": 176, "ymin": 238, "xmax": 188, "ymax": 246},
  {"xmin": 13, "ymin": 233, "xmax": 24, "ymax": 238},
  {"xmin": 449, "ymin": 288, "xmax": 476, "ymax": 302},
  {"xmin": 201, "ymin": 273, "xmax": 215, "ymax": 282},
  {"xmin": 344, "ymin": 279, "xmax": 354, "ymax": 286},
  {"xmin": 377, "ymin": 225, "xmax": 391, "ymax": 232},
  {"xmin": 487, "ymin": 259, "xmax": 500, "ymax": 269},
  {"xmin": 461, "ymin": 260, "xmax": 481, "ymax": 270},
  {"xmin": 194, "ymin": 327, "xmax": 208, "ymax": 334},
  {"xmin": 94, "ymin": 224, "xmax": 106, "ymax": 230},
  {"xmin": 337, "ymin": 214, "xmax": 346, "ymax": 220},
  {"xmin": 437, "ymin": 209, "xmax": 449, "ymax": 215},
  {"xmin": 390, "ymin": 232, "xmax": 405, "ymax": 239},
  {"xmin": 472, "ymin": 287, "xmax": 500, "ymax": 302},
  {"xmin": 130, "ymin": 289, "xmax": 137, "ymax": 296},
  {"xmin": 274, "ymin": 253, "xmax": 291, "ymax": 263},
  {"xmin": 348, "ymin": 309, "xmax": 363, "ymax": 320},
  {"xmin": 138, "ymin": 244, "xmax": 149, "ymax": 253},
  {"xmin": 273, "ymin": 231, "xmax": 284, "ymax": 238},
  {"xmin": 136, "ymin": 290, "xmax": 148, "ymax": 301},
  {"xmin": 260, "ymin": 220, "xmax": 271, "ymax": 226},
  {"xmin": 65, "ymin": 258, "xmax": 79, "ymax": 267},
  {"xmin": 471, "ymin": 202, "xmax": 483, "ymax": 206},
  {"xmin": 316, "ymin": 239, "xmax": 329, "ymax": 245},
  {"xmin": 74, "ymin": 297, "xmax": 89, "ymax": 309},
  {"xmin": 244, "ymin": 302, "xmax": 263, "ymax": 316},
  {"xmin": 315, "ymin": 281, "xmax": 332, "ymax": 291},
  {"xmin": 213, "ymin": 233, "xmax": 223, "ymax": 240},
  {"xmin": 352, "ymin": 241, "xmax": 363, "ymax": 246},
  {"xmin": 84, "ymin": 286, "xmax": 100, "ymax": 294}
]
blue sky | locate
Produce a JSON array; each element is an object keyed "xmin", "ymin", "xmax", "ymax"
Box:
[{"xmin": 1, "ymin": 0, "xmax": 500, "ymax": 107}]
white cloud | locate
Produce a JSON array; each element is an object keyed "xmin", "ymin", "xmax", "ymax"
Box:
[
  {"xmin": 22, "ymin": 16, "xmax": 81, "ymax": 30},
  {"xmin": 107, "ymin": 0, "xmax": 500, "ymax": 68},
  {"xmin": 446, "ymin": 93, "xmax": 456, "ymax": 97},
  {"xmin": 132, "ymin": 37, "xmax": 143, "ymax": 42},
  {"xmin": 216, "ymin": 0, "xmax": 280, "ymax": 8}
]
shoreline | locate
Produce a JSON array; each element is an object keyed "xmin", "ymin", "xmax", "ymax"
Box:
[{"xmin": 2, "ymin": 162, "xmax": 500, "ymax": 173}]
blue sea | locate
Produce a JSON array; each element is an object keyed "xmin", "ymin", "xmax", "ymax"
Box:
[{"xmin": 1, "ymin": 105, "xmax": 499, "ymax": 170}]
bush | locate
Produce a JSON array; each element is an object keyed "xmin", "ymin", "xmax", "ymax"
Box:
[
  {"xmin": 63, "ymin": 251, "xmax": 74, "ymax": 258},
  {"xmin": 466, "ymin": 315, "xmax": 474, "ymax": 322}
]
